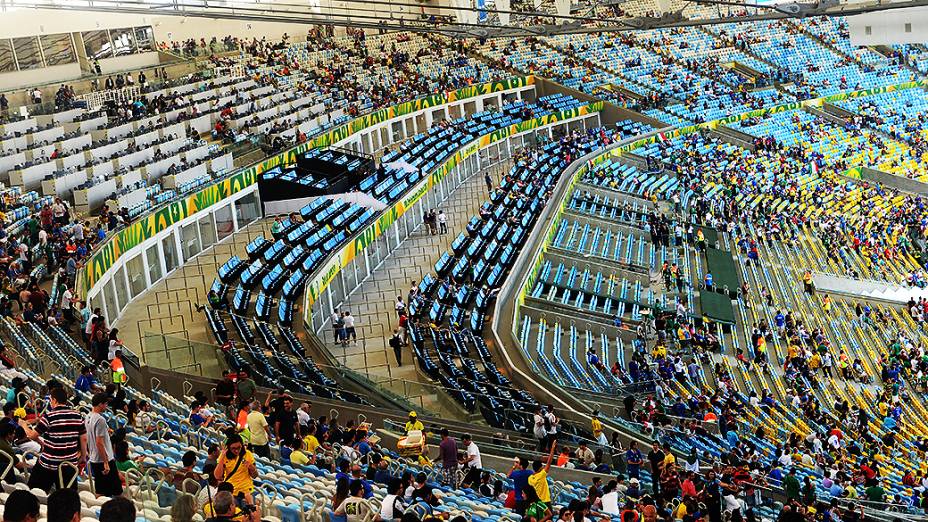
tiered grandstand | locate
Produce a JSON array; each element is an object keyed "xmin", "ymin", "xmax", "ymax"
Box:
[{"xmin": 3, "ymin": 2, "xmax": 928, "ymax": 521}]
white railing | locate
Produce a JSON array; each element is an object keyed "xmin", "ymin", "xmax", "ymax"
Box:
[{"xmin": 77, "ymin": 85, "xmax": 142, "ymax": 111}]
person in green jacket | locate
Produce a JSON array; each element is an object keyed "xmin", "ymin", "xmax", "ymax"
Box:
[{"xmin": 783, "ymin": 468, "xmax": 801, "ymax": 502}]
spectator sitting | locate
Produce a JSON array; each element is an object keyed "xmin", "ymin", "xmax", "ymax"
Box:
[
  {"xmin": 190, "ymin": 401, "xmax": 214, "ymax": 427},
  {"xmin": 171, "ymin": 450, "xmax": 202, "ymax": 493},
  {"xmin": 74, "ymin": 365, "xmax": 103, "ymax": 394},
  {"xmin": 2, "ymin": 489, "xmax": 39, "ymax": 522}
]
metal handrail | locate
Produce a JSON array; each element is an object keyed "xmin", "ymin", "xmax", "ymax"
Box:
[
  {"xmin": 0, "ymin": 449, "xmax": 15, "ymax": 483},
  {"xmin": 58, "ymin": 460, "xmax": 79, "ymax": 489}
]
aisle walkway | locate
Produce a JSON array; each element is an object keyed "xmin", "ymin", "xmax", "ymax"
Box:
[{"xmin": 329, "ymin": 167, "xmax": 502, "ymax": 389}]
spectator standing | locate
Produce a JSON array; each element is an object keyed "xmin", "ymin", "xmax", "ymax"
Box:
[
  {"xmin": 213, "ymin": 434, "xmax": 258, "ymax": 505},
  {"xmin": 19, "ymin": 387, "xmax": 86, "ymax": 492},
  {"xmin": 461, "ymin": 434, "xmax": 483, "ymax": 488},
  {"xmin": 533, "ymin": 406, "xmax": 547, "ymax": 451},
  {"xmin": 273, "ymin": 395, "xmax": 299, "ymax": 445},
  {"xmin": 236, "ymin": 370, "xmax": 256, "ymax": 403},
  {"xmin": 625, "ymin": 440, "xmax": 643, "ymax": 480},
  {"xmin": 215, "ymin": 371, "xmax": 236, "ymax": 414},
  {"xmin": 342, "ymin": 311, "xmax": 356, "ymax": 345},
  {"xmin": 438, "ymin": 210, "xmax": 448, "ymax": 234},
  {"xmin": 647, "ymin": 442, "xmax": 665, "ymax": 495},
  {"xmin": 246, "ymin": 400, "xmax": 271, "ymax": 458},
  {"xmin": 438, "ymin": 428, "xmax": 458, "ymax": 487},
  {"xmin": 508, "ymin": 456, "xmax": 533, "ymax": 514},
  {"xmin": 527, "ymin": 441, "xmax": 555, "ymax": 504},
  {"xmin": 86, "ymin": 393, "xmax": 122, "ymax": 497},
  {"xmin": 389, "ymin": 329, "xmax": 403, "ymax": 366}
]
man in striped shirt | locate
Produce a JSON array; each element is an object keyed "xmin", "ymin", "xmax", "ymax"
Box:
[{"xmin": 18, "ymin": 387, "xmax": 87, "ymax": 492}]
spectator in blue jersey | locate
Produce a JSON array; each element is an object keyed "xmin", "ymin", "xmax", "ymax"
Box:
[
  {"xmin": 625, "ymin": 440, "xmax": 643, "ymax": 480},
  {"xmin": 508, "ymin": 456, "xmax": 534, "ymax": 514},
  {"xmin": 74, "ymin": 366, "xmax": 103, "ymax": 394}
]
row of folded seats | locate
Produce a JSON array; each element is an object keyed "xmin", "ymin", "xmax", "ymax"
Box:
[
  {"xmin": 360, "ymin": 95, "xmax": 588, "ymax": 205},
  {"xmin": 406, "ymin": 135, "xmax": 609, "ymax": 435},
  {"xmin": 530, "ymin": 261, "xmax": 665, "ymax": 324},
  {"xmin": 203, "ymin": 97, "xmax": 593, "ymax": 402},
  {"xmin": 203, "ymin": 307, "xmax": 369, "ymax": 405}
]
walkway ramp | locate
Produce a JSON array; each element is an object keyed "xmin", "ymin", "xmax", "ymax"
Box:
[{"xmin": 812, "ymin": 272, "xmax": 928, "ymax": 304}]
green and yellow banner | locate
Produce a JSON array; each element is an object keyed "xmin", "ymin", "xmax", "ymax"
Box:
[
  {"xmin": 79, "ymin": 76, "xmax": 537, "ymax": 296},
  {"xmin": 303, "ymin": 101, "xmax": 603, "ymax": 308}
]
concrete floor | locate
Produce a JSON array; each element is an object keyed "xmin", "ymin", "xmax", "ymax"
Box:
[
  {"xmin": 114, "ymin": 220, "xmax": 273, "ymax": 376},
  {"xmin": 326, "ymin": 170, "xmax": 494, "ymax": 415}
]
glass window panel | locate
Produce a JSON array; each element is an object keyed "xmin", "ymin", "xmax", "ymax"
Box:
[
  {"xmin": 40, "ymin": 33, "xmax": 74, "ymax": 66},
  {"xmin": 215, "ymin": 204, "xmax": 234, "ymax": 241},
  {"xmin": 0, "ymin": 41, "xmax": 15, "ymax": 73},
  {"xmin": 181, "ymin": 222, "xmax": 201, "ymax": 261},
  {"xmin": 146, "ymin": 244, "xmax": 162, "ymax": 284},
  {"xmin": 126, "ymin": 254, "xmax": 146, "ymax": 298},
  {"xmin": 82, "ymin": 30, "xmax": 112, "ymax": 60},
  {"xmin": 89, "ymin": 293, "xmax": 104, "ymax": 322},
  {"xmin": 103, "ymin": 279, "xmax": 119, "ymax": 323},
  {"xmin": 198, "ymin": 215, "xmax": 216, "ymax": 249},
  {"xmin": 234, "ymin": 192, "xmax": 260, "ymax": 226},
  {"xmin": 162, "ymin": 234, "xmax": 179, "ymax": 273},
  {"xmin": 110, "ymin": 28, "xmax": 136, "ymax": 56},
  {"xmin": 113, "ymin": 266, "xmax": 130, "ymax": 313},
  {"xmin": 134, "ymin": 27, "xmax": 154, "ymax": 52},
  {"xmin": 12, "ymin": 37, "xmax": 42, "ymax": 70}
]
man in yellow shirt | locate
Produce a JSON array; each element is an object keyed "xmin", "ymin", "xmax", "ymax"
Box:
[
  {"xmin": 661, "ymin": 443, "xmax": 676, "ymax": 471},
  {"xmin": 528, "ymin": 441, "xmax": 557, "ymax": 504},
  {"xmin": 591, "ymin": 412, "xmax": 605, "ymax": 445},
  {"xmin": 213, "ymin": 434, "xmax": 258, "ymax": 506},
  {"xmin": 405, "ymin": 411, "xmax": 424, "ymax": 433}
]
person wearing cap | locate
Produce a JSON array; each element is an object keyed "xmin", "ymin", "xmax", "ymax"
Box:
[
  {"xmin": 405, "ymin": 411, "xmax": 423, "ymax": 434},
  {"xmin": 86, "ymin": 392, "xmax": 123, "ymax": 497},
  {"xmin": 19, "ymin": 387, "xmax": 86, "ymax": 492}
]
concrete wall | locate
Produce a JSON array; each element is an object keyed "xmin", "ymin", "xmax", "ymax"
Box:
[
  {"xmin": 859, "ymin": 166, "xmax": 928, "ymax": 194},
  {"xmin": 0, "ymin": 3, "xmax": 445, "ymax": 42},
  {"xmin": 848, "ymin": 6, "xmax": 928, "ymax": 45}
]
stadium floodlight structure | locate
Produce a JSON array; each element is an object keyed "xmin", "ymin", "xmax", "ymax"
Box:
[{"xmin": 3, "ymin": 0, "xmax": 928, "ymax": 37}]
